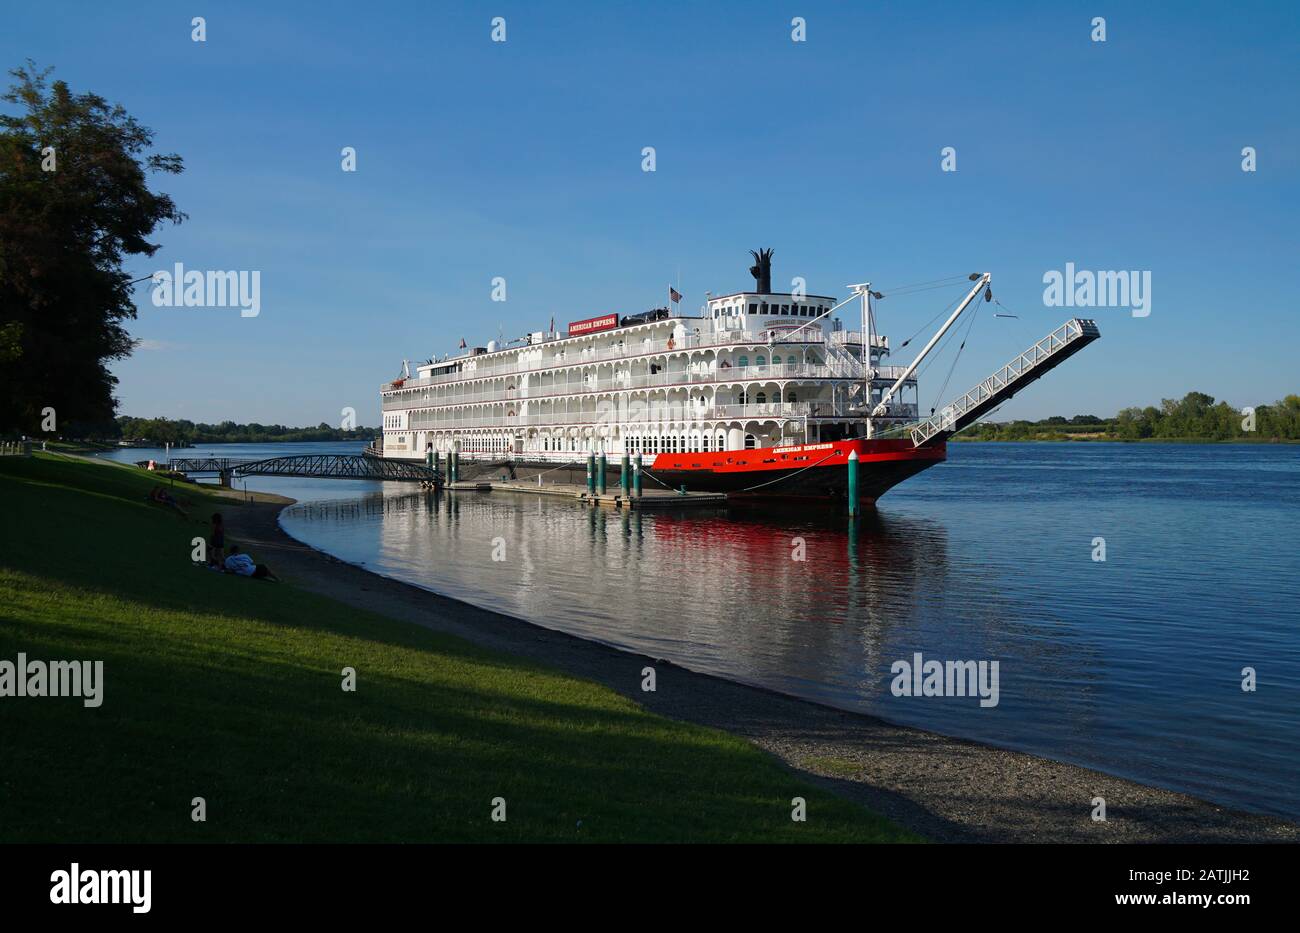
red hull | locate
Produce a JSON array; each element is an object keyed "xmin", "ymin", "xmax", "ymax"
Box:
[{"xmin": 642, "ymin": 438, "xmax": 945, "ymax": 503}]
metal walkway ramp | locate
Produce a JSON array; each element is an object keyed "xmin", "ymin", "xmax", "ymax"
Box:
[
  {"xmin": 167, "ymin": 454, "xmax": 442, "ymax": 483},
  {"xmin": 909, "ymin": 318, "xmax": 1101, "ymax": 447}
]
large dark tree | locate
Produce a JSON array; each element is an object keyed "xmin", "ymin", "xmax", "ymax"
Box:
[{"xmin": 0, "ymin": 61, "xmax": 183, "ymax": 435}]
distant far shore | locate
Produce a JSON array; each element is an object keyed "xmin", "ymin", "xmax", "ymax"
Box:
[{"xmin": 952, "ymin": 435, "xmax": 1300, "ymax": 445}]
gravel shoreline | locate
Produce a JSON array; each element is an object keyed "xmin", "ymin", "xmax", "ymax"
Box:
[{"xmin": 225, "ymin": 497, "xmax": 1296, "ymax": 843}]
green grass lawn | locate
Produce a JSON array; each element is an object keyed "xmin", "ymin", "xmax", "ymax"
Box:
[{"xmin": 0, "ymin": 454, "xmax": 917, "ymax": 842}]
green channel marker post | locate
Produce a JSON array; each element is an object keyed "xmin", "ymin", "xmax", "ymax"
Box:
[
  {"xmin": 598, "ymin": 452, "xmax": 607, "ymax": 495},
  {"xmin": 450, "ymin": 451, "xmax": 458, "ymax": 485},
  {"xmin": 433, "ymin": 450, "xmax": 439, "ymax": 475},
  {"xmin": 586, "ymin": 454, "xmax": 595, "ymax": 494},
  {"xmin": 620, "ymin": 453, "xmax": 629, "ymax": 497},
  {"xmin": 425, "ymin": 447, "xmax": 433, "ymax": 469},
  {"xmin": 847, "ymin": 448, "xmax": 859, "ymax": 517},
  {"xmin": 634, "ymin": 454, "xmax": 642, "ymax": 497}
]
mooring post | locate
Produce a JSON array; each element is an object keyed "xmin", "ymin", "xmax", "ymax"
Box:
[
  {"xmin": 634, "ymin": 453, "xmax": 642, "ymax": 497},
  {"xmin": 450, "ymin": 450, "xmax": 458, "ymax": 485},
  {"xmin": 620, "ymin": 452, "xmax": 629, "ymax": 497},
  {"xmin": 586, "ymin": 454, "xmax": 595, "ymax": 495},
  {"xmin": 597, "ymin": 451, "xmax": 607, "ymax": 495},
  {"xmin": 847, "ymin": 449, "xmax": 859, "ymax": 517},
  {"xmin": 425, "ymin": 446, "xmax": 433, "ymax": 469},
  {"xmin": 433, "ymin": 450, "xmax": 440, "ymax": 475}
]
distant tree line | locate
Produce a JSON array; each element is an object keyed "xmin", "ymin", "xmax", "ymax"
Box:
[
  {"xmin": 960, "ymin": 391, "xmax": 1300, "ymax": 442},
  {"xmin": 112, "ymin": 417, "xmax": 377, "ymax": 446}
]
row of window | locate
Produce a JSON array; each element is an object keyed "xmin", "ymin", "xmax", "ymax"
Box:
[
  {"xmin": 535, "ymin": 433, "xmax": 765, "ymax": 454},
  {"xmin": 734, "ymin": 354, "xmax": 798, "ymax": 368},
  {"xmin": 429, "ymin": 436, "xmax": 510, "ymax": 453},
  {"xmin": 738, "ymin": 391, "xmax": 797, "ymax": 404},
  {"xmin": 626, "ymin": 433, "xmax": 760, "ymax": 454},
  {"xmin": 713, "ymin": 303, "xmax": 828, "ymax": 318}
]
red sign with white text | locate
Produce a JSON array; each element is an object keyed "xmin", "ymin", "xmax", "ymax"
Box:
[{"xmin": 568, "ymin": 313, "xmax": 618, "ymax": 336}]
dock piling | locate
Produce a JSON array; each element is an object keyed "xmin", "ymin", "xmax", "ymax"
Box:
[{"xmin": 847, "ymin": 449, "xmax": 859, "ymax": 517}]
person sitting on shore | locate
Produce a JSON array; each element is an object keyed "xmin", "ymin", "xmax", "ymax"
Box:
[
  {"xmin": 224, "ymin": 545, "xmax": 280, "ymax": 582},
  {"xmin": 147, "ymin": 485, "xmax": 189, "ymax": 517}
]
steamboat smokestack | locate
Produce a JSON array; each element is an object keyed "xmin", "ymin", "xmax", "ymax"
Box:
[{"xmin": 748, "ymin": 248, "xmax": 774, "ymax": 294}]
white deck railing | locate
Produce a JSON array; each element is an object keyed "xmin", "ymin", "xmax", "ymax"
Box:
[
  {"xmin": 381, "ymin": 361, "xmax": 881, "ymax": 411},
  {"xmin": 382, "ymin": 327, "xmax": 848, "ymax": 393}
]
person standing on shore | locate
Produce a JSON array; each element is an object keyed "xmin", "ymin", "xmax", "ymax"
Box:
[{"xmin": 208, "ymin": 513, "xmax": 225, "ymax": 568}]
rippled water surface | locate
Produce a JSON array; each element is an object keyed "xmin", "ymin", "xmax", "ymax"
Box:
[{"xmin": 101, "ymin": 442, "xmax": 1300, "ymax": 819}]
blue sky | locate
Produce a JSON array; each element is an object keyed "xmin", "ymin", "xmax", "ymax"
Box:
[{"xmin": 5, "ymin": 0, "xmax": 1298, "ymax": 425}]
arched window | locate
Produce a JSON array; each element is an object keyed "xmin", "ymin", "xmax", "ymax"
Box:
[
  {"xmin": 738, "ymin": 355, "xmax": 749, "ymax": 368},
  {"xmin": 738, "ymin": 389, "xmax": 748, "ymax": 405},
  {"xmin": 717, "ymin": 431, "xmax": 727, "ymax": 450},
  {"xmin": 787, "ymin": 391, "xmax": 797, "ymax": 403},
  {"xmin": 787, "ymin": 355, "xmax": 797, "ymax": 366},
  {"xmin": 756, "ymin": 392, "xmax": 767, "ymax": 405},
  {"xmin": 744, "ymin": 434, "xmax": 757, "ymax": 449},
  {"xmin": 756, "ymin": 355, "xmax": 767, "ymax": 368},
  {"xmin": 702, "ymin": 434, "xmax": 711, "ymax": 452}
]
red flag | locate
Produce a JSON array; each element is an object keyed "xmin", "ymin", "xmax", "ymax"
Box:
[{"xmin": 669, "ymin": 287, "xmax": 682, "ymax": 303}]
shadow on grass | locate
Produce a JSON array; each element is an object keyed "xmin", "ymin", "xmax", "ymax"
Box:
[{"xmin": 0, "ymin": 455, "xmax": 916, "ymax": 843}]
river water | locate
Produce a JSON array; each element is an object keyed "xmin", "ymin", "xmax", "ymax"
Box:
[{"xmin": 98, "ymin": 441, "xmax": 1300, "ymax": 820}]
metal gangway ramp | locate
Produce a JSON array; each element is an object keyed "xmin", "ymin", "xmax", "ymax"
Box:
[
  {"xmin": 166, "ymin": 454, "xmax": 442, "ymax": 484},
  {"xmin": 909, "ymin": 318, "xmax": 1101, "ymax": 447}
]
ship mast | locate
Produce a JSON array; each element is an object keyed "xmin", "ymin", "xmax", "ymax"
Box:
[
  {"xmin": 846, "ymin": 282, "xmax": 874, "ymax": 436},
  {"xmin": 871, "ymin": 273, "xmax": 990, "ymax": 419}
]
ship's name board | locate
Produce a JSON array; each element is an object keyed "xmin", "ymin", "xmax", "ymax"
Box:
[
  {"xmin": 568, "ymin": 314, "xmax": 618, "ymax": 336},
  {"xmin": 771, "ymin": 442, "xmax": 836, "ymax": 454}
]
